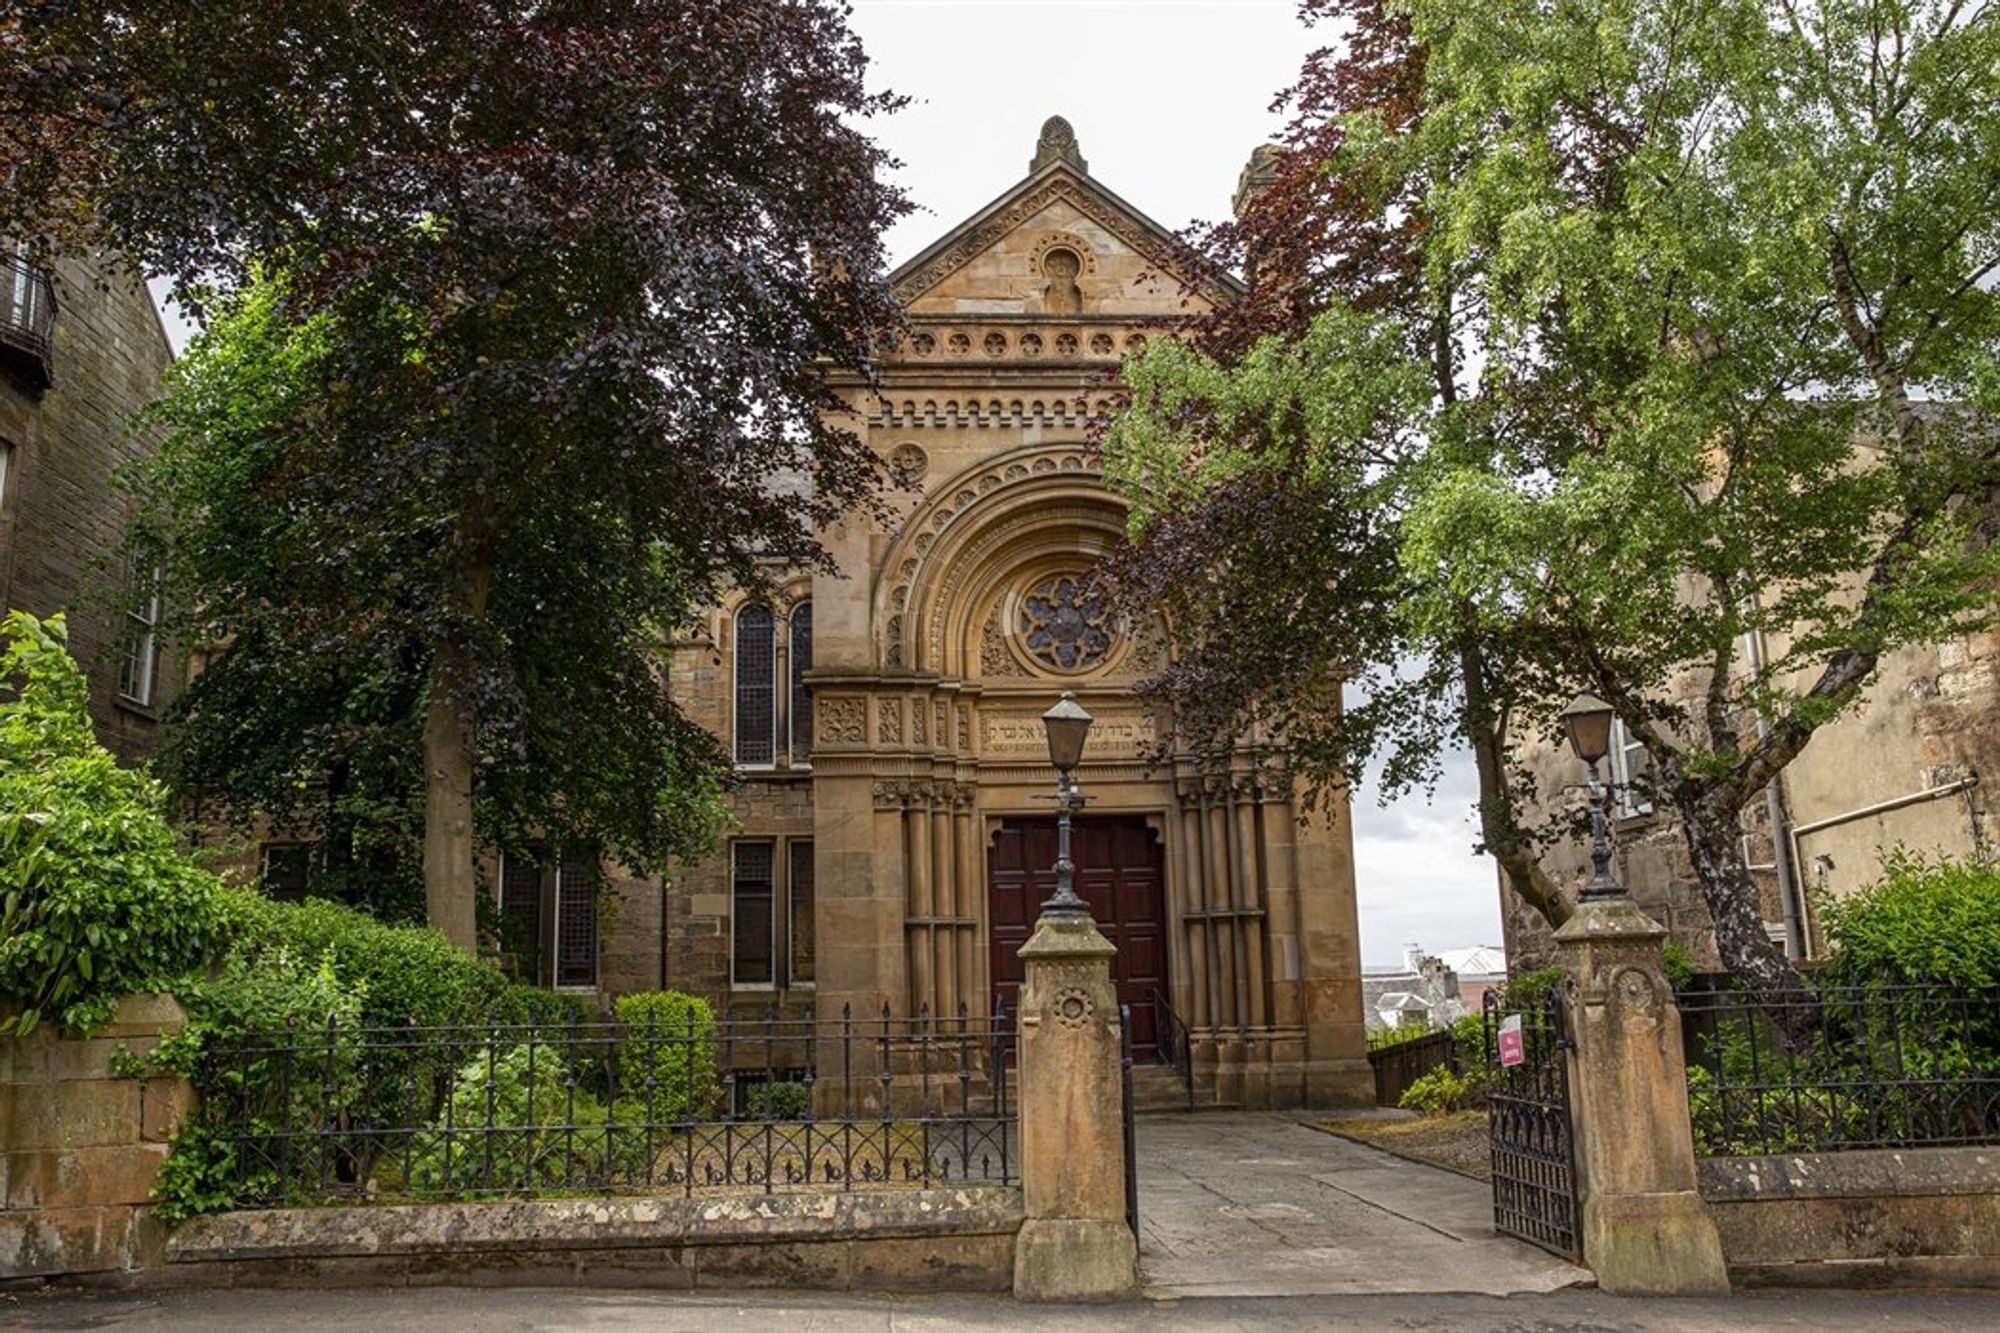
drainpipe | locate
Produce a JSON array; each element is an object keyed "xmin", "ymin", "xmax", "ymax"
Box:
[
  {"xmin": 1743, "ymin": 621, "xmax": 1808, "ymax": 960},
  {"xmin": 1788, "ymin": 776, "xmax": 1982, "ymax": 891}
]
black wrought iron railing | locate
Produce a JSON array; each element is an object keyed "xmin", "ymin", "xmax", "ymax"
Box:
[
  {"xmin": 0, "ymin": 250, "xmax": 57, "ymax": 389},
  {"xmin": 1677, "ymin": 981, "xmax": 2000, "ymax": 1157},
  {"xmin": 192, "ymin": 1003, "xmax": 1017, "ymax": 1208},
  {"xmin": 1368, "ymin": 1029, "xmax": 1461, "ymax": 1108},
  {"xmin": 1151, "ymin": 987, "xmax": 1194, "ymax": 1109}
]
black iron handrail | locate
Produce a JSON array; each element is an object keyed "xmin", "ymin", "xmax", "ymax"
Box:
[
  {"xmin": 0, "ymin": 250, "xmax": 57, "ymax": 389},
  {"xmin": 1151, "ymin": 987, "xmax": 1194, "ymax": 1110}
]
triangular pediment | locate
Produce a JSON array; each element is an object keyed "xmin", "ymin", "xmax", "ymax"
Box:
[{"xmin": 891, "ymin": 161, "xmax": 1242, "ymax": 319}]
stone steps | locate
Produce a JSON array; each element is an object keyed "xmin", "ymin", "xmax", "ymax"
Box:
[{"xmin": 1129, "ymin": 1062, "xmax": 1240, "ymax": 1114}]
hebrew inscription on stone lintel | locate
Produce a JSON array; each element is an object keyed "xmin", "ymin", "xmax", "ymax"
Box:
[{"xmin": 981, "ymin": 712, "xmax": 1154, "ymax": 756}]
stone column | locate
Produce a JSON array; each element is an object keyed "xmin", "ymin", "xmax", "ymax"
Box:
[
  {"xmin": 1012, "ymin": 914, "xmax": 1139, "ymax": 1302},
  {"xmin": 1554, "ymin": 897, "xmax": 1729, "ymax": 1296}
]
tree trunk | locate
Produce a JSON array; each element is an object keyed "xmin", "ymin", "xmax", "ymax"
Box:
[
  {"xmin": 422, "ymin": 560, "xmax": 490, "ymax": 954},
  {"xmin": 1457, "ymin": 635, "xmax": 1572, "ymax": 932},
  {"xmin": 1680, "ymin": 785, "xmax": 1815, "ymax": 1037}
]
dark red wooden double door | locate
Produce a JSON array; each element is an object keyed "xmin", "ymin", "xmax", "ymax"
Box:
[{"xmin": 988, "ymin": 817, "xmax": 1167, "ymax": 1059}]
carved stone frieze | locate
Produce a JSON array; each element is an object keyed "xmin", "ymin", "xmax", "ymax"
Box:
[
  {"xmin": 878, "ymin": 699, "xmax": 903, "ymax": 745},
  {"xmin": 871, "ymin": 394, "xmax": 1118, "ymax": 430},
  {"xmin": 818, "ymin": 697, "xmax": 866, "ymax": 745},
  {"xmin": 980, "ymin": 608, "xmax": 1024, "ymax": 678}
]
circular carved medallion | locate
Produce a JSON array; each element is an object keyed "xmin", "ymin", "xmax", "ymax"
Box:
[
  {"xmin": 1017, "ymin": 572, "xmax": 1115, "ymax": 673},
  {"xmin": 1054, "ymin": 987, "xmax": 1094, "ymax": 1029},
  {"xmin": 889, "ymin": 443, "xmax": 928, "ymax": 485}
]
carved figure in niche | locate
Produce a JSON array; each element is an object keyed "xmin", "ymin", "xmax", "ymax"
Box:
[
  {"xmin": 1042, "ymin": 246, "xmax": 1083, "ymax": 316},
  {"xmin": 1018, "ymin": 572, "xmax": 1115, "ymax": 672}
]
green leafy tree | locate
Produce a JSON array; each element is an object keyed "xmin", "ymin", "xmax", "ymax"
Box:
[
  {"xmin": 1107, "ymin": 0, "xmax": 2000, "ymax": 1006},
  {"xmin": 0, "ymin": 612, "xmax": 229, "ymax": 1036},
  {"xmin": 7, "ymin": 2, "xmax": 910, "ymax": 945}
]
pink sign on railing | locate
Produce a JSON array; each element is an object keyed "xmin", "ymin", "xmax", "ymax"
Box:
[{"xmin": 1497, "ymin": 1013, "xmax": 1525, "ymax": 1068}]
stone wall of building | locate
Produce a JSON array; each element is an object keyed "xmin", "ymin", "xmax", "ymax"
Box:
[{"xmin": 0, "ymin": 255, "xmax": 178, "ymax": 762}]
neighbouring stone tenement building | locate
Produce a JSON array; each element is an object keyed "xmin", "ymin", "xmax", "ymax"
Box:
[
  {"xmin": 568, "ymin": 120, "xmax": 1371, "ymax": 1109},
  {"xmin": 1503, "ymin": 624, "xmax": 1998, "ymax": 973},
  {"xmin": 0, "ymin": 250, "xmax": 179, "ymax": 760}
]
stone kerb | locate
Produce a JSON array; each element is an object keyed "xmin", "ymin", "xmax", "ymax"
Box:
[
  {"xmin": 1553, "ymin": 898, "xmax": 1729, "ymax": 1296},
  {"xmin": 0, "ymin": 993, "xmax": 193, "ymax": 1280},
  {"xmin": 1011, "ymin": 912, "xmax": 1139, "ymax": 1302}
]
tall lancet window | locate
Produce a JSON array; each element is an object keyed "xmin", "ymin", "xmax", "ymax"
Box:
[
  {"xmin": 734, "ymin": 603, "xmax": 776, "ymax": 766},
  {"xmin": 789, "ymin": 602, "xmax": 813, "ymax": 764}
]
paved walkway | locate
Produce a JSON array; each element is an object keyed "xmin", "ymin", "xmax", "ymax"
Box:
[{"xmin": 1134, "ymin": 1112, "xmax": 1588, "ymax": 1298}]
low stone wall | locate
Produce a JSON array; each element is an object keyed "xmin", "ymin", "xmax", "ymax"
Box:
[
  {"xmin": 1699, "ymin": 1147, "xmax": 2000, "ymax": 1287},
  {"xmin": 0, "ymin": 995, "xmax": 192, "ymax": 1282},
  {"xmin": 161, "ymin": 1188, "xmax": 1023, "ymax": 1291}
]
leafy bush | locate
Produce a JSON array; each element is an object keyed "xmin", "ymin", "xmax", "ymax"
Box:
[
  {"xmin": 1399, "ymin": 1066, "xmax": 1473, "ymax": 1116},
  {"xmin": 142, "ymin": 891, "xmax": 596, "ymax": 1218},
  {"xmin": 225, "ymin": 893, "xmax": 512, "ymax": 1028},
  {"xmin": 744, "ymin": 1080, "xmax": 810, "ymax": 1120},
  {"xmin": 1818, "ymin": 852, "xmax": 2000, "ymax": 988},
  {"xmin": 1661, "ymin": 942, "xmax": 1697, "ymax": 990},
  {"xmin": 612, "ymin": 990, "xmax": 719, "ymax": 1122},
  {"xmin": 406, "ymin": 1042, "xmax": 629, "ymax": 1194},
  {"xmin": 1496, "ymin": 966, "xmax": 1564, "ymax": 1010},
  {"xmin": 146, "ymin": 949, "xmax": 366, "ymax": 1221},
  {"xmin": 1448, "ymin": 1011, "xmax": 1488, "ymax": 1073},
  {"xmin": 0, "ymin": 612, "xmax": 232, "ymax": 1036}
]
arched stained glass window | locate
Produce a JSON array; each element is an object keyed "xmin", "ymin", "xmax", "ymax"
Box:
[
  {"xmin": 734, "ymin": 603, "xmax": 776, "ymax": 766},
  {"xmin": 789, "ymin": 602, "xmax": 812, "ymax": 763}
]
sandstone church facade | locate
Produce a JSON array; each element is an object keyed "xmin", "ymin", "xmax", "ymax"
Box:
[{"xmin": 585, "ymin": 119, "xmax": 1370, "ymax": 1108}]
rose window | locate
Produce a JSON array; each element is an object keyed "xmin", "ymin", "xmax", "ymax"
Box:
[{"xmin": 1017, "ymin": 573, "xmax": 1115, "ymax": 673}]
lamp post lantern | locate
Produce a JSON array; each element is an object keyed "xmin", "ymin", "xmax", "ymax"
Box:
[
  {"xmin": 1039, "ymin": 691, "xmax": 1094, "ymax": 918},
  {"xmin": 1560, "ymin": 692, "xmax": 1626, "ymax": 902}
]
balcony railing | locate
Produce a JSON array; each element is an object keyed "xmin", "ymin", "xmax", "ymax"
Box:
[{"xmin": 0, "ymin": 250, "xmax": 57, "ymax": 390}]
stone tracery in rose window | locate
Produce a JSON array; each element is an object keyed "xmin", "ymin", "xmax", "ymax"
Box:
[{"xmin": 1016, "ymin": 572, "xmax": 1115, "ymax": 673}]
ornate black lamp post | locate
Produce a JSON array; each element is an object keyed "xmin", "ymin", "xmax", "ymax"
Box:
[
  {"xmin": 1039, "ymin": 690, "xmax": 1094, "ymax": 918},
  {"xmin": 1560, "ymin": 692, "xmax": 1627, "ymax": 902}
]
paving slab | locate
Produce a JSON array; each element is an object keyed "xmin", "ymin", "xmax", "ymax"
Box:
[{"xmin": 1133, "ymin": 1111, "xmax": 1589, "ymax": 1298}]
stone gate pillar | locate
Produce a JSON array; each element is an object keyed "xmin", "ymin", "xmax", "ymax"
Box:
[
  {"xmin": 1554, "ymin": 897, "xmax": 1729, "ymax": 1296},
  {"xmin": 1012, "ymin": 914, "xmax": 1139, "ymax": 1301}
]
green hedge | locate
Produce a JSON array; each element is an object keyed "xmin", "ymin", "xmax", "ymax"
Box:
[
  {"xmin": 0, "ymin": 612, "xmax": 233, "ymax": 1037},
  {"xmin": 612, "ymin": 990, "xmax": 720, "ymax": 1123},
  {"xmin": 1817, "ymin": 851, "xmax": 2000, "ymax": 988}
]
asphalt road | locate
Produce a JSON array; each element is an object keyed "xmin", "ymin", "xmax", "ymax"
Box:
[{"xmin": 7, "ymin": 1286, "xmax": 2000, "ymax": 1332}]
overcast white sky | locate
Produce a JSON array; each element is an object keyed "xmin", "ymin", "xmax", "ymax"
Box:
[{"xmin": 150, "ymin": 0, "xmax": 1504, "ymax": 967}]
